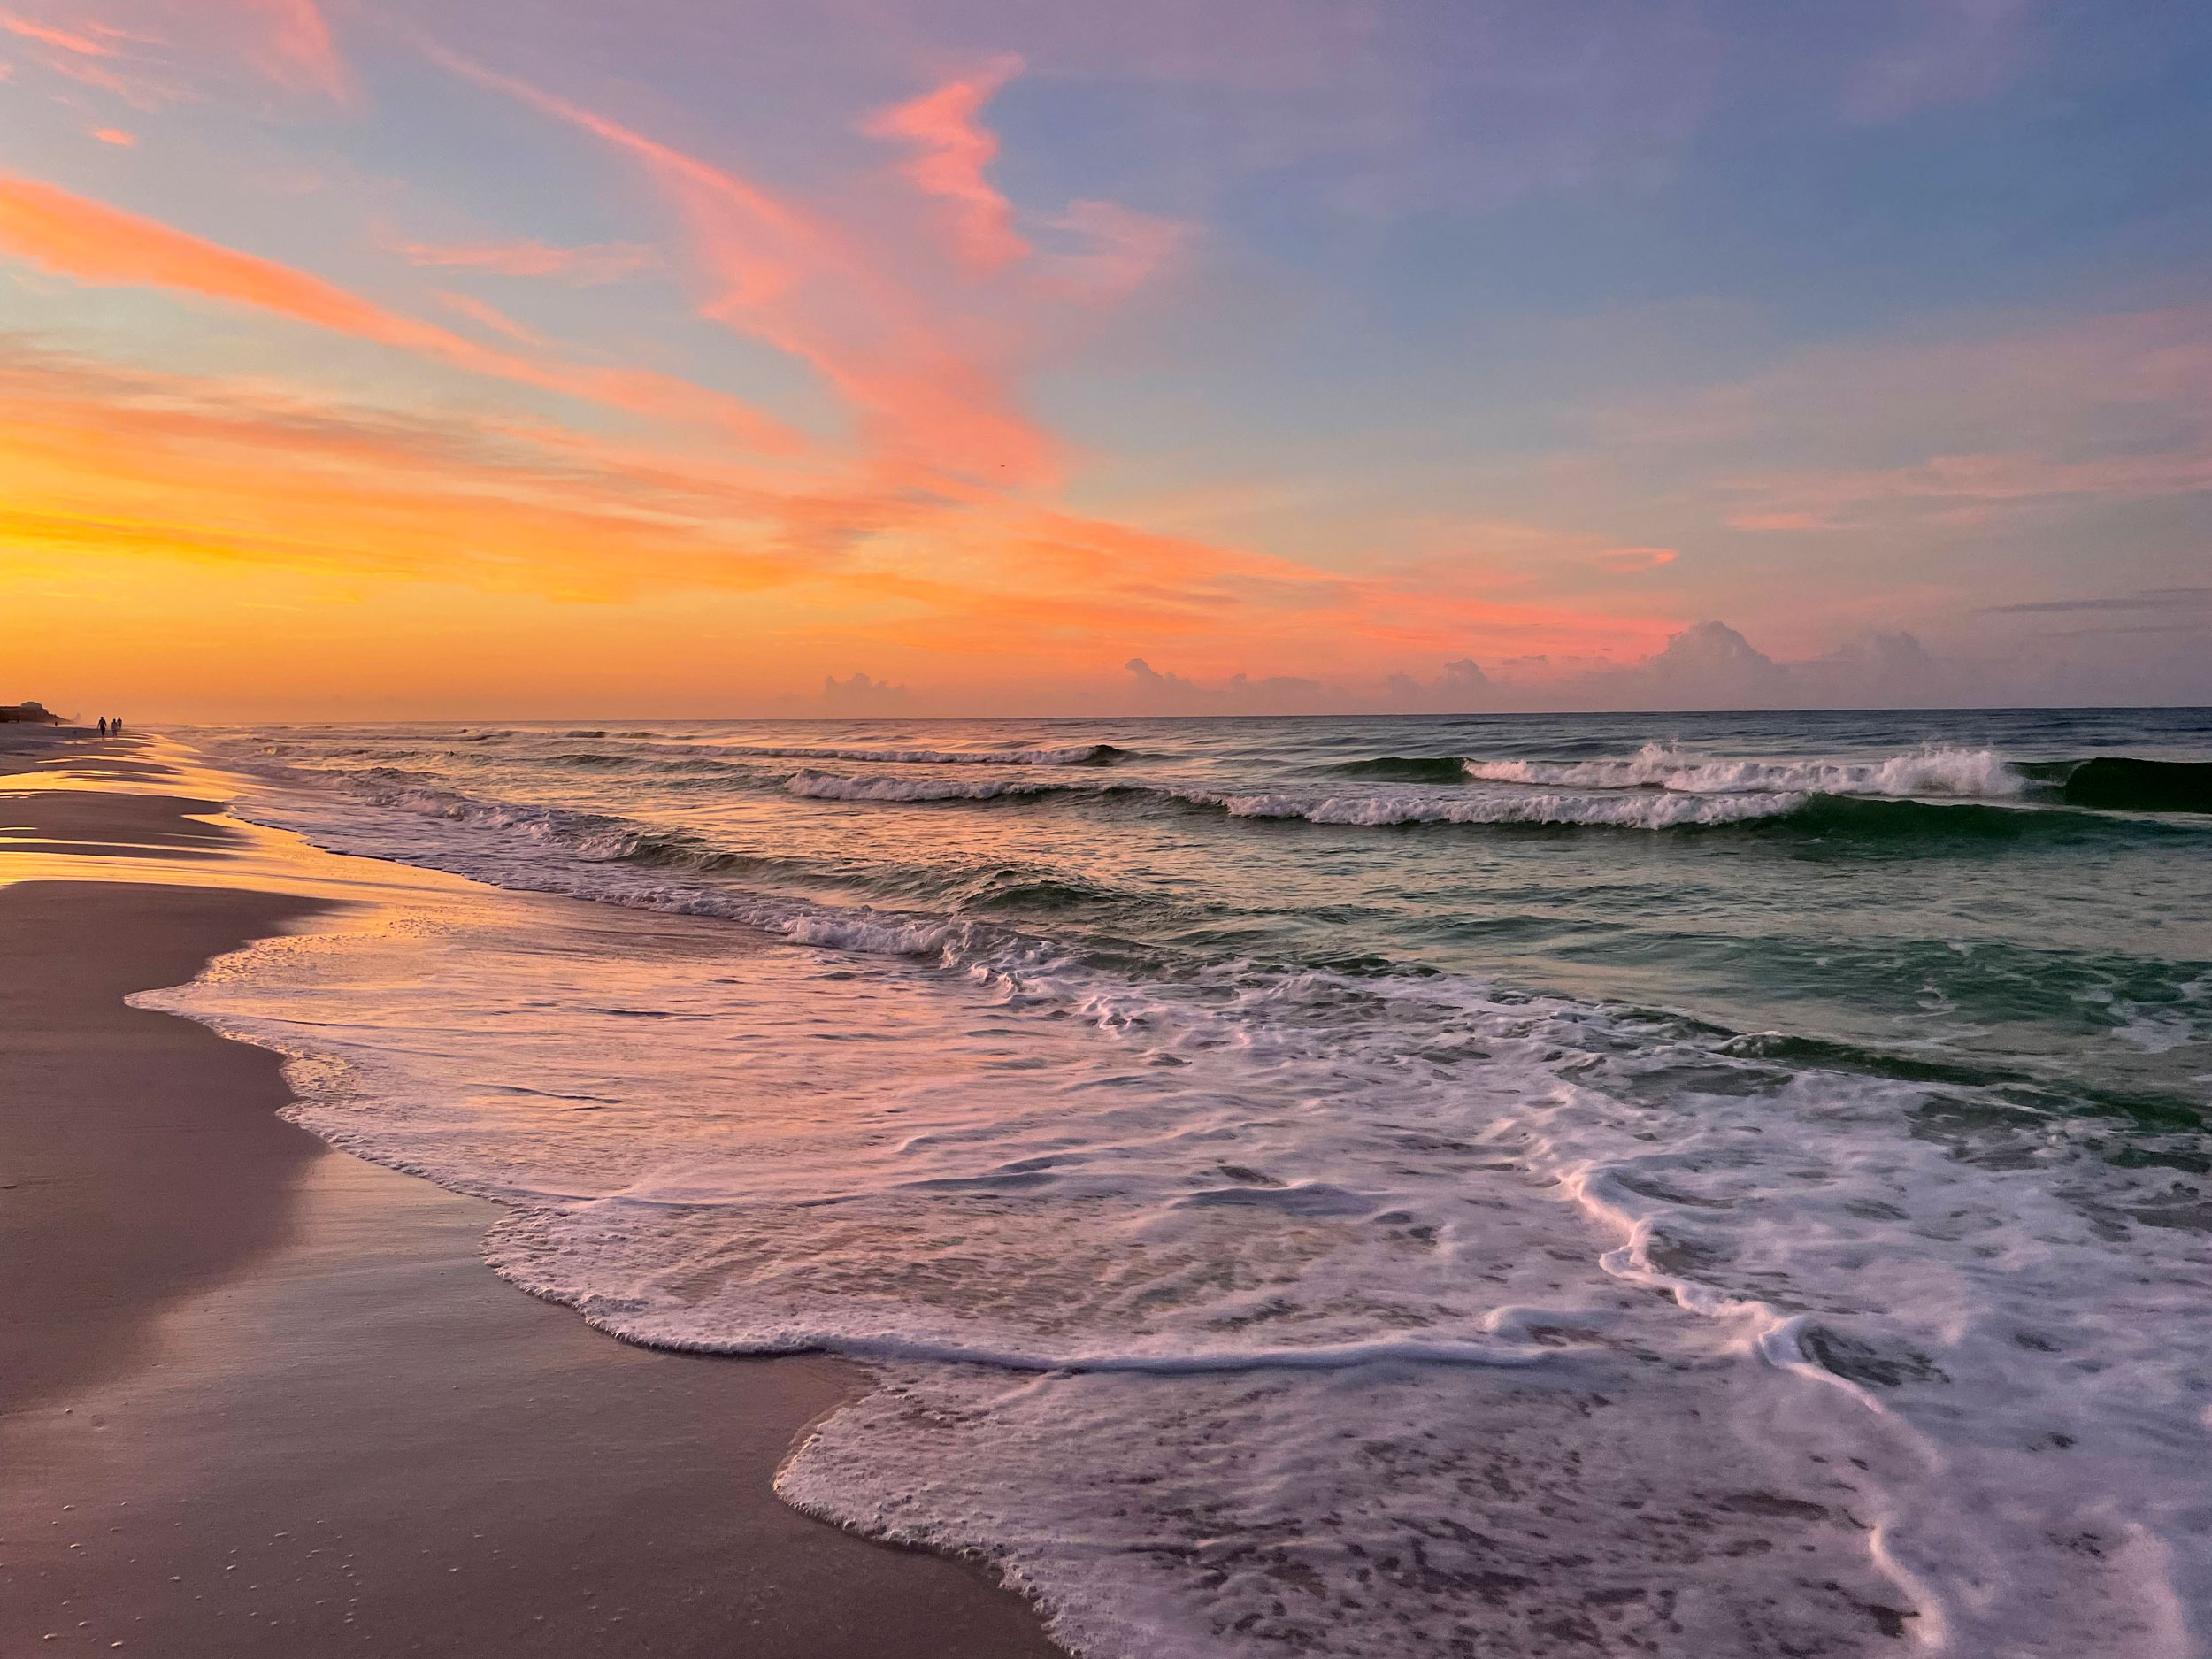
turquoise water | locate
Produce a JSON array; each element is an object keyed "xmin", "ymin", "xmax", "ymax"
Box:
[
  {"xmin": 216, "ymin": 706, "xmax": 2212, "ymax": 1133},
  {"xmin": 181, "ymin": 707, "xmax": 2212, "ymax": 1657}
]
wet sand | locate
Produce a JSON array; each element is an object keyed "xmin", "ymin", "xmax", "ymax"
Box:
[{"xmin": 0, "ymin": 747, "xmax": 1064, "ymax": 1656}]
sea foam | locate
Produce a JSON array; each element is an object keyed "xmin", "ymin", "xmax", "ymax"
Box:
[{"xmin": 1463, "ymin": 742, "xmax": 2032, "ymax": 799}]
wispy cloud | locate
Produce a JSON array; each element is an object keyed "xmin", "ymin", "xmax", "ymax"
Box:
[
  {"xmin": 397, "ymin": 238, "xmax": 659, "ymax": 285},
  {"xmin": 0, "ymin": 173, "xmax": 798, "ymax": 449},
  {"xmin": 865, "ymin": 56, "xmax": 1028, "ymax": 273},
  {"xmin": 0, "ymin": 346, "xmax": 808, "ymax": 596},
  {"xmin": 0, "ymin": 11, "xmax": 112, "ymax": 55},
  {"xmin": 433, "ymin": 288, "xmax": 542, "ymax": 346},
  {"xmin": 1593, "ymin": 546, "xmax": 1678, "ymax": 573},
  {"xmin": 1040, "ymin": 199, "xmax": 1190, "ymax": 303},
  {"xmin": 1842, "ymin": 0, "xmax": 2037, "ymax": 123},
  {"xmin": 0, "ymin": 0, "xmax": 347, "ymax": 104},
  {"xmin": 1981, "ymin": 588, "xmax": 2212, "ymax": 615},
  {"xmin": 1600, "ymin": 306, "xmax": 2212, "ymax": 536},
  {"xmin": 228, "ymin": 0, "xmax": 348, "ymax": 101},
  {"xmin": 415, "ymin": 36, "xmax": 1057, "ymax": 489}
]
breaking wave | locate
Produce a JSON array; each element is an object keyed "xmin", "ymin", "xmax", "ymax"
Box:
[
  {"xmin": 2057, "ymin": 757, "xmax": 2212, "ymax": 813},
  {"xmin": 1462, "ymin": 742, "xmax": 2033, "ymax": 799}
]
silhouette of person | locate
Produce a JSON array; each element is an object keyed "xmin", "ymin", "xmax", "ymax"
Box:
[
  {"xmin": 98, "ymin": 717, "xmax": 108, "ymax": 738},
  {"xmin": 114, "ymin": 717, "xmax": 123, "ymax": 734}
]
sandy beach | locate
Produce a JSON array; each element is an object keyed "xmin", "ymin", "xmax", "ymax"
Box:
[{"xmin": 0, "ymin": 738, "xmax": 1062, "ymax": 1656}]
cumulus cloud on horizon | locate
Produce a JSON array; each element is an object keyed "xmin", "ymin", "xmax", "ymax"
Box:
[
  {"xmin": 774, "ymin": 671, "xmax": 914, "ymax": 716},
  {"xmin": 795, "ymin": 613, "xmax": 2208, "ymax": 721},
  {"xmin": 1115, "ymin": 624, "xmax": 1968, "ymax": 715},
  {"xmin": 1108, "ymin": 619, "xmax": 2202, "ymax": 715}
]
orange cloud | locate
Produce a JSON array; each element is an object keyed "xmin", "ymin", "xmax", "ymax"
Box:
[
  {"xmin": 0, "ymin": 172, "xmax": 797, "ymax": 450},
  {"xmin": 89, "ymin": 126, "xmax": 134, "ymax": 144},
  {"xmin": 399, "ymin": 238, "xmax": 659, "ymax": 284},
  {"xmin": 866, "ymin": 57, "xmax": 1029, "ymax": 273},
  {"xmin": 0, "ymin": 348, "xmax": 814, "ymax": 597}
]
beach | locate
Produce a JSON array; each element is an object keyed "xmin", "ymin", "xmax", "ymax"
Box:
[{"xmin": 0, "ymin": 738, "xmax": 1062, "ymax": 1656}]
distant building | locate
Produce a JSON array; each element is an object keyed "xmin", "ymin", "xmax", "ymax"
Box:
[{"xmin": 0, "ymin": 700, "xmax": 65, "ymax": 724}]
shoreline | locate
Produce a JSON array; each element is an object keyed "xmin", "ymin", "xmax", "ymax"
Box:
[{"xmin": 0, "ymin": 741, "xmax": 1064, "ymax": 1656}]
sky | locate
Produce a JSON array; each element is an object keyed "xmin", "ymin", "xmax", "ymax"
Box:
[{"xmin": 2, "ymin": 0, "xmax": 2208, "ymax": 719}]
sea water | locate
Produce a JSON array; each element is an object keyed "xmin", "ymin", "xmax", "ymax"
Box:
[{"xmin": 151, "ymin": 709, "xmax": 2212, "ymax": 1656}]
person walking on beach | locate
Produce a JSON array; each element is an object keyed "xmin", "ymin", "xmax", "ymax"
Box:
[{"xmin": 97, "ymin": 717, "xmax": 108, "ymax": 738}]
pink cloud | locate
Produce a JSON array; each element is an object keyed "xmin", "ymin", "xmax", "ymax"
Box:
[
  {"xmin": 0, "ymin": 1, "xmax": 346, "ymax": 104},
  {"xmin": 1725, "ymin": 511, "xmax": 1831, "ymax": 533},
  {"xmin": 89, "ymin": 126, "xmax": 134, "ymax": 145},
  {"xmin": 1594, "ymin": 545, "xmax": 1678, "ymax": 572},
  {"xmin": 434, "ymin": 289, "xmax": 542, "ymax": 346},
  {"xmin": 865, "ymin": 56, "xmax": 1028, "ymax": 273},
  {"xmin": 0, "ymin": 10, "xmax": 182, "ymax": 108},
  {"xmin": 417, "ymin": 35, "xmax": 1058, "ymax": 488},
  {"xmin": 1599, "ymin": 306, "xmax": 2212, "ymax": 545},
  {"xmin": 399, "ymin": 238, "xmax": 659, "ymax": 285},
  {"xmin": 1727, "ymin": 449, "xmax": 2212, "ymax": 532},
  {"xmin": 1843, "ymin": 0, "xmax": 2036, "ymax": 123},
  {"xmin": 1043, "ymin": 199, "xmax": 1190, "ymax": 302},
  {"xmin": 227, "ymin": 0, "xmax": 347, "ymax": 100},
  {"xmin": 0, "ymin": 11, "xmax": 111, "ymax": 54}
]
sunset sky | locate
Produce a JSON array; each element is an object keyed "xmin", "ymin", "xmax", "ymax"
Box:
[{"xmin": 4, "ymin": 0, "xmax": 2208, "ymax": 718}]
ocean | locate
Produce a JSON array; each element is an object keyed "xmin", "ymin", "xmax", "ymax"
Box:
[{"xmin": 160, "ymin": 708, "xmax": 2212, "ymax": 1656}]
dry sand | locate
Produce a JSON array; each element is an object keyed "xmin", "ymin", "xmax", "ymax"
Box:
[{"xmin": 0, "ymin": 742, "xmax": 1064, "ymax": 1656}]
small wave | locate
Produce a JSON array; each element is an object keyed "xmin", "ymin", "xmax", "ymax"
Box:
[
  {"xmin": 1326, "ymin": 756, "xmax": 1471, "ymax": 782},
  {"xmin": 335, "ymin": 772, "xmax": 658, "ymax": 861},
  {"xmin": 726, "ymin": 742, "xmax": 1121, "ymax": 767},
  {"xmin": 1776, "ymin": 794, "xmax": 2193, "ymax": 844},
  {"xmin": 2060, "ymin": 757, "xmax": 2212, "ymax": 813},
  {"xmin": 1464, "ymin": 743, "xmax": 2033, "ymax": 800},
  {"xmin": 786, "ymin": 769, "xmax": 1071, "ymax": 803},
  {"xmin": 1718, "ymin": 1031, "xmax": 2022, "ymax": 1090},
  {"xmin": 951, "ymin": 871, "xmax": 1124, "ymax": 913}
]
